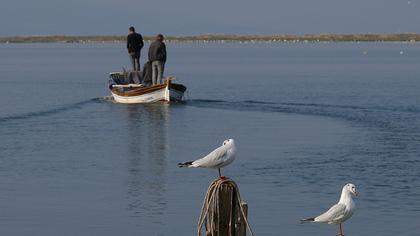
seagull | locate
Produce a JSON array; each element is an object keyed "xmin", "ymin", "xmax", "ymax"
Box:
[
  {"xmin": 178, "ymin": 138, "xmax": 236, "ymax": 178},
  {"xmin": 301, "ymin": 183, "xmax": 358, "ymax": 236}
]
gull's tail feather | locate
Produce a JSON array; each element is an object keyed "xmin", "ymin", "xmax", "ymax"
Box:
[
  {"xmin": 300, "ymin": 217, "xmax": 315, "ymax": 223},
  {"xmin": 178, "ymin": 161, "xmax": 194, "ymax": 168}
]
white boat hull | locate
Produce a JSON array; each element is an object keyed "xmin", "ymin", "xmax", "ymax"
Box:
[
  {"xmin": 112, "ymin": 87, "xmax": 168, "ymax": 104},
  {"xmin": 109, "ymin": 80, "xmax": 186, "ymax": 104}
]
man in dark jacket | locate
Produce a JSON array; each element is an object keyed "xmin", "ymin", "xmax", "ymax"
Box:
[
  {"xmin": 127, "ymin": 26, "xmax": 144, "ymax": 71},
  {"xmin": 148, "ymin": 34, "xmax": 167, "ymax": 85}
]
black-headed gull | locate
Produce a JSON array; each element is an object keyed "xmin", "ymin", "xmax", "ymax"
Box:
[
  {"xmin": 178, "ymin": 138, "xmax": 236, "ymax": 178},
  {"xmin": 301, "ymin": 183, "xmax": 358, "ymax": 236}
]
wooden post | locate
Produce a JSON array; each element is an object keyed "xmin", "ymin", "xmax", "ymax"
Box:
[
  {"xmin": 204, "ymin": 181, "xmax": 247, "ymax": 236},
  {"xmin": 236, "ymin": 202, "xmax": 248, "ymax": 236}
]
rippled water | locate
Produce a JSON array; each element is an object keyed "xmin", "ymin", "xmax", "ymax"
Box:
[{"xmin": 0, "ymin": 42, "xmax": 419, "ymax": 236}]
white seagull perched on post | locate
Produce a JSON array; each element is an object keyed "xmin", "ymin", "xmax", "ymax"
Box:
[
  {"xmin": 301, "ymin": 183, "xmax": 358, "ymax": 236},
  {"xmin": 178, "ymin": 138, "xmax": 236, "ymax": 178}
]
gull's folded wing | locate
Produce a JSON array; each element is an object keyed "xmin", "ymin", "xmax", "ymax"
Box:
[
  {"xmin": 192, "ymin": 145, "xmax": 228, "ymax": 168},
  {"xmin": 315, "ymin": 203, "xmax": 346, "ymax": 223}
]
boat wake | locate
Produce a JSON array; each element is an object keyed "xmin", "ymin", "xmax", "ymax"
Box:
[
  {"xmin": 188, "ymin": 99, "xmax": 420, "ymax": 114},
  {"xmin": 98, "ymin": 96, "xmax": 115, "ymax": 102},
  {"xmin": 187, "ymin": 99, "xmax": 420, "ymax": 132},
  {"xmin": 0, "ymin": 98, "xmax": 100, "ymax": 124},
  {"xmin": 2, "ymin": 97, "xmax": 418, "ymax": 134}
]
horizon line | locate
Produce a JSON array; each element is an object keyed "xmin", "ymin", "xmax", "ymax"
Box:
[{"xmin": 1, "ymin": 33, "xmax": 420, "ymax": 43}]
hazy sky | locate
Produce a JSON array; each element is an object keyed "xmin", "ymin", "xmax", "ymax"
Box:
[{"xmin": 1, "ymin": 0, "xmax": 419, "ymax": 36}]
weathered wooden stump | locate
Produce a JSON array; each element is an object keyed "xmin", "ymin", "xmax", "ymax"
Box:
[
  {"xmin": 198, "ymin": 178, "xmax": 251, "ymax": 236},
  {"xmin": 236, "ymin": 202, "xmax": 248, "ymax": 236}
]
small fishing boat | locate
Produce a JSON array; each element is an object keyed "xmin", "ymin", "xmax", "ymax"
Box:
[{"xmin": 108, "ymin": 72, "xmax": 187, "ymax": 104}]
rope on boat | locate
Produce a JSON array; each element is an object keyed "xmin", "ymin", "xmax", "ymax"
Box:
[{"xmin": 197, "ymin": 178, "xmax": 255, "ymax": 236}]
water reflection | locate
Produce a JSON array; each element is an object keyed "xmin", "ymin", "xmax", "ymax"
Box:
[{"xmin": 123, "ymin": 104, "xmax": 170, "ymax": 223}]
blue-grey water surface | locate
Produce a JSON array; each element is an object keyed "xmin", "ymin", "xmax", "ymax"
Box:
[{"xmin": 0, "ymin": 42, "xmax": 419, "ymax": 236}]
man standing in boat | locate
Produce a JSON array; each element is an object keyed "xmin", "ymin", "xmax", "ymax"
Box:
[
  {"xmin": 127, "ymin": 26, "xmax": 144, "ymax": 72},
  {"xmin": 148, "ymin": 34, "xmax": 167, "ymax": 85}
]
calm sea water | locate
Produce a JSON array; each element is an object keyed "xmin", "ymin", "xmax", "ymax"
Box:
[{"xmin": 0, "ymin": 42, "xmax": 419, "ymax": 236}]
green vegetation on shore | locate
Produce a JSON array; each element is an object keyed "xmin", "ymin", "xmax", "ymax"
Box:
[{"xmin": 1, "ymin": 34, "xmax": 419, "ymax": 43}]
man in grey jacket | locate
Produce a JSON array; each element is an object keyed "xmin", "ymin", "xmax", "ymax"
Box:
[{"xmin": 148, "ymin": 34, "xmax": 167, "ymax": 85}]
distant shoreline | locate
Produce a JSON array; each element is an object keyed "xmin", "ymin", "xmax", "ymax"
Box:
[{"xmin": 0, "ymin": 34, "xmax": 419, "ymax": 43}]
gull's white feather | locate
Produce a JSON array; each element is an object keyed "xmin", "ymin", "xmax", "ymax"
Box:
[
  {"xmin": 315, "ymin": 203, "xmax": 349, "ymax": 224},
  {"xmin": 302, "ymin": 183, "xmax": 357, "ymax": 225},
  {"xmin": 178, "ymin": 139, "xmax": 236, "ymax": 171}
]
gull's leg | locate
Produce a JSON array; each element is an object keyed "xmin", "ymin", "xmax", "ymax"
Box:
[
  {"xmin": 218, "ymin": 168, "xmax": 226, "ymax": 179},
  {"xmin": 336, "ymin": 223, "xmax": 344, "ymax": 236}
]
